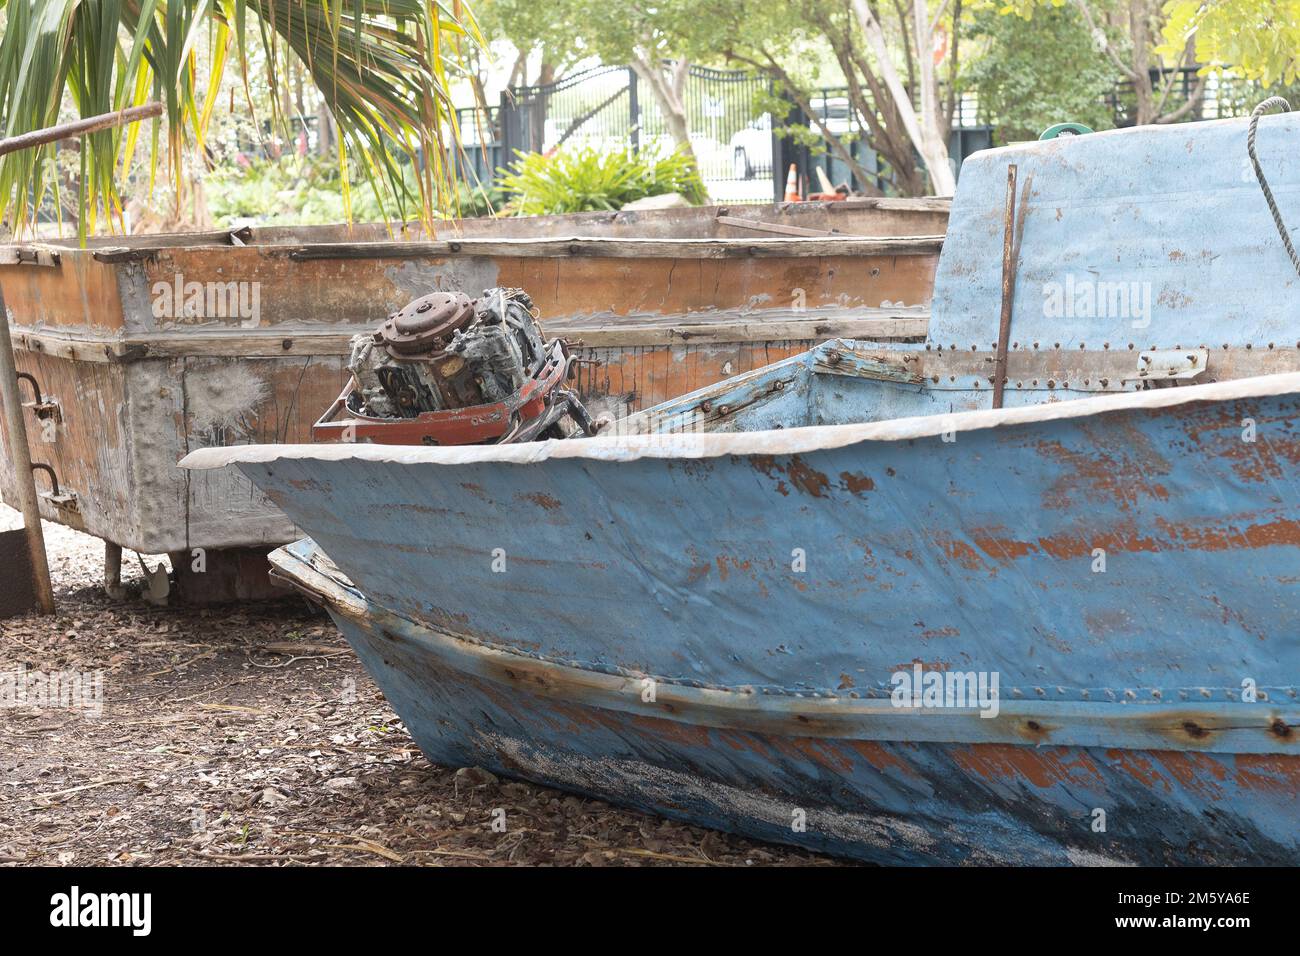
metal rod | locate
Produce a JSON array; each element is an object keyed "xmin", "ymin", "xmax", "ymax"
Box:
[
  {"xmin": 0, "ymin": 103, "xmax": 162, "ymax": 158},
  {"xmin": 0, "ymin": 284, "xmax": 54, "ymax": 614},
  {"xmin": 992, "ymin": 163, "xmax": 1019, "ymax": 410},
  {"xmin": 0, "ymin": 102, "xmax": 159, "ymax": 615}
]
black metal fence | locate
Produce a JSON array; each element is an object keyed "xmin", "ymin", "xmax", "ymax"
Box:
[
  {"xmin": 1102, "ymin": 66, "xmax": 1291, "ymax": 127},
  {"xmin": 489, "ymin": 64, "xmax": 775, "ymax": 203},
  {"xmin": 771, "ymin": 89, "xmax": 992, "ymax": 198},
  {"xmin": 449, "ymin": 63, "xmax": 1289, "ymax": 204}
]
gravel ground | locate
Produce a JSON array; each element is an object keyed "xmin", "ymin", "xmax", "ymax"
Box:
[{"xmin": 0, "ymin": 506, "xmax": 843, "ymax": 866}]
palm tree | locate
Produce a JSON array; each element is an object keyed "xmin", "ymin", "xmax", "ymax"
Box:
[{"xmin": 0, "ymin": 0, "xmax": 484, "ymax": 236}]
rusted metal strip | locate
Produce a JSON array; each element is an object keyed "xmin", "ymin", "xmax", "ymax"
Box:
[
  {"xmin": 0, "ymin": 103, "xmax": 161, "ymax": 158},
  {"xmin": 992, "ymin": 164, "xmax": 1018, "ymax": 409}
]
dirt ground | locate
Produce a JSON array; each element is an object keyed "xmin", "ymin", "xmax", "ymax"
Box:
[{"xmin": 0, "ymin": 507, "xmax": 842, "ymax": 866}]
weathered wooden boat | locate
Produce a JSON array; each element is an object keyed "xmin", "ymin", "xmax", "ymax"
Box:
[
  {"xmin": 0, "ymin": 200, "xmax": 943, "ymax": 601},
  {"xmin": 181, "ymin": 112, "xmax": 1300, "ymax": 863}
]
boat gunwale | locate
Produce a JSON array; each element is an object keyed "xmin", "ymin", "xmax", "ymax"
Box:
[{"xmin": 180, "ymin": 368, "xmax": 1300, "ymax": 471}]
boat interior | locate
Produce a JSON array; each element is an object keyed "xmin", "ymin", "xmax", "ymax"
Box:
[{"xmin": 615, "ymin": 338, "xmax": 947, "ymax": 435}]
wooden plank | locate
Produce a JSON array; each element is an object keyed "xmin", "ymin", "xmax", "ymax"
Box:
[
  {"xmin": 557, "ymin": 316, "xmax": 929, "ymax": 347},
  {"xmin": 8, "ymin": 312, "xmax": 930, "ymax": 361},
  {"xmin": 714, "ymin": 216, "xmax": 840, "ymax": 238},
  {"xmin": 828, "ymin": 196, "xmax": 951, "ymax": 214},
  {"xmin": 81, "ymin": 234, "xmax": 945, "ymax": 264},
  {"xmin": 92, "ymin": 235, "xmax": 948, "ymax": 263},
  {"xmin": 282, "ymin": 235, "xmax": 945, "ymax": 260}
]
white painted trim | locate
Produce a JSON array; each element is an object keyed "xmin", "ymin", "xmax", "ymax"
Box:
[{"xmin": 180, "ymin": 369, "xmax": 1300, "ymax": 470}]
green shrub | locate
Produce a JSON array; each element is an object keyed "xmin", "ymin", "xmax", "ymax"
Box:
[
  {"xmin": 453, "ymin": 181, "xmax": 506, "ymax": 218},
  {"xmin": 496, "ymin": 146, "xmax": 708, "ymax": 215},
  {"xmin": 207, "ymin": 157, "xmax": 396, "ymax": 227}
]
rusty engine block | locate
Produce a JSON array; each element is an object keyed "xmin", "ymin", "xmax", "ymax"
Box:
[{"xmin": 314, "ymin": 288, "xmax": 594, "ymax": 445}]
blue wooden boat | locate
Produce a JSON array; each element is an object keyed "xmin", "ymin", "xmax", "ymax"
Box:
[{"xmin": 182, "ymin": 113, "xmax": 1300, "ymax": 864}]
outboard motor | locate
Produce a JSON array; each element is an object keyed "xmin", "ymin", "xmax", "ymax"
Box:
[{"xmin": 314, "ymin": 287, "xmax": 594, "ymax": 445}]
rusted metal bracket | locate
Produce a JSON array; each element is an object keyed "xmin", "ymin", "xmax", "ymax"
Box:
[
  {"xmin": 31, "ymin": 462, "xmax": 78, "ymax": 513},
  {"xmin": 16, "ymin": 371, "xmax": 61, "ymax": 420},
  {"xmin": 1125, "ymin": 348, "xmax": 1210, "ymax": 385}
]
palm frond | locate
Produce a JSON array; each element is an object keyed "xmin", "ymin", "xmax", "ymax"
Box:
[{"xmin": 0, "ymin": 0, "xmax": 483, "ymax": 237}]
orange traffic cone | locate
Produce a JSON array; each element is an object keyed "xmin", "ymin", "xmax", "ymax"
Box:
[{"xmin": 783, "ymin": 163, "xmax": 801, "ymax": 203}]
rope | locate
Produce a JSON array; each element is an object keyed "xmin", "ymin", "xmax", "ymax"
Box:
[{"xmin": 1247, "ymin": 96, "xmax": 1300, "ymax": 277}]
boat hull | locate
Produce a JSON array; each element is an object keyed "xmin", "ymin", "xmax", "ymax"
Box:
[
  {"xmin": 188, "ymin": 368, "xmax": 1300, "ymax": 864},
  {"xmin": 275, "ymin": 542, "xmax": 1299, "ymax": 865}
]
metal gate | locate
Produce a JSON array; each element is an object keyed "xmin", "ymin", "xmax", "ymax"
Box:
[{"xmin": 496, "ymin": 64, "xmax": 776, "ymax": 204}]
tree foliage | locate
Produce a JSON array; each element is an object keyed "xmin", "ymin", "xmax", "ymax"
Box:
[
  {"xmin": 0, "ymin": 0, "xmax": 485, "ymax": 237},
  {"xmin": 962, "ymin": 4, "xmax": 1115, "ymax": 142},
  {"xmin": 1160, "ymin": 0, "xmax": 1300, "ymax": 86}
]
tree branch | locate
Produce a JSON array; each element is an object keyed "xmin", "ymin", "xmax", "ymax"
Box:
[{"xmin": 1071, "ymin": 0, "xmax": 1139, "ymax": 82}]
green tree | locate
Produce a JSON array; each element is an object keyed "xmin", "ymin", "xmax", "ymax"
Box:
[
  {"xmin": 995, "ymin": 1, "xmax": 1293, "ymax": 125},
  {"xmin": 472, "ymin": 0, "xmax": 585, "ymax": 91},
  {"xmin": 1161, "ymin": 0, "xmax": 1300, "ymax": 86},
  {"xmin": 568, "ymin": 0, "xmax": 710, "ymax": 166},
  {"xmin": 962, "ymin": 4, "xmax": 1115, "ymax": 142}
]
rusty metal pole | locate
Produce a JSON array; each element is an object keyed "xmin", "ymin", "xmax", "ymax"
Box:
[
  {"xmin": 0, "ymin": 103, "xmax": 162, "ymax": 159},
  {"xmin": 0, "ymin": 283, "xmax": 55, "ymax": 614},
  {"xmin": 991, "ymin": 163, "xmax": 1019, "ymax": 410},
  {"xmin": 0, "ymin": 103, "xmax": 163, "ymax": 615}
]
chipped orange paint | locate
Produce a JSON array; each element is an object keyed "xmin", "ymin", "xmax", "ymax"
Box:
[
  {"xmin": 628, "ymin": 712, "xmax": 715, "ymax": 749},
  {"xmin": 750, "ymin": 454, "xmax": 882, "ymax": 500},
  {"xmin": 785, "ymin": 457, "xmax": 830, "ymax": 497},
  {"xmin": 958, "ymin": 517, "xmax": 1300, "ymax": 563},
  {"xmin": 1032, "ymin": 427, "xmax": 1172, "ymax": 513},
  {"xmin": 920, "ymin": 626, "xmax": 960, "ymax": 640},
  {"xmin": 1152, "ymin": 751, "xmax": 1229, "ymax": 801},
  {"xmin": 767, "ymin": 734, "xmax": 855, "ymax": 774},
  {"xmin": 1105, "ymin": 749, "xmax": 1169, "ymax": 791},
  {"xmin": 519, "ymin": 492, "xmax": 563, "ymax": 511},
  {"xmin": 970, "ymin": 530, "xmax": 1038, "ymax": 562},
  {"xmin": 847, "ymin": 740, "xmax": 921, "ymax": 777},
  {"xmin": 932, "ymin": 535, "xmax": 989, "ymax": 572},
  {"xmin": 951, "ymin": 744, "xmax": 1105, "ymax": 790},
  {"xmin": 838, "ymin": 471, "xmax": 876, "ymax": 495},
  {"xmin": 1232, "ymin": 754, "xmax": 1300, "ymax": 793}
]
